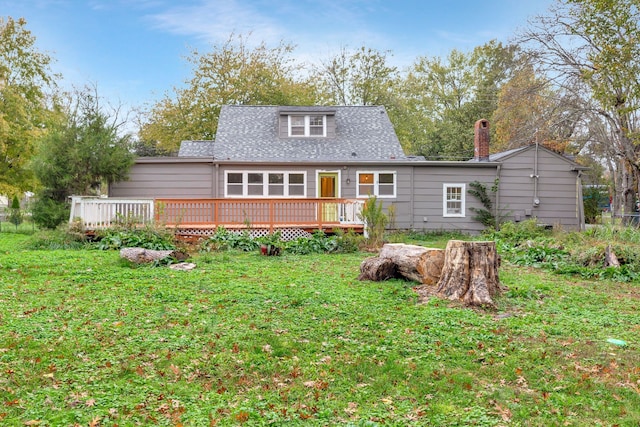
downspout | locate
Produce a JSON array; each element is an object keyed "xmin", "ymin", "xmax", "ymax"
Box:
[
  {"xmin": 576, "ymin": 170, "xmax": 585, "ymax": 230},
  {"xmin": 410, "ymin": 166, "xmax": 415, "ymax": 229},
  {"xmin": 532, "ymin": 140, "xmax": 540, "ymax": 207}
]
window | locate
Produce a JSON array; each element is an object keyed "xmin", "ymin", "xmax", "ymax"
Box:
[
  {"xmin": 288, "ymin": 115, "xmax": 326, "ymax": 137},
  {"xmin": 443, "ymin": 184, "xmax": 465, "ymax": 217},
  {"xmin": 356, "ymin": 171, "xmax": 396, "ymax": 198},
  {"xmin": 247, "ymin": 173, "xmax": 263, "ymax": 196},
  {"xmin": 225, "ymin": 171, "xmax": 307, "ymax": 197}
]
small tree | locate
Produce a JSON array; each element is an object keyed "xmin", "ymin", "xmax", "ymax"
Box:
[
  {"xmin": 359, "ymin": 196, "xmax": 388, "ymax": 249},
  {"xmin": 8, "ymin": 195, "xmax": 23, "ymax": 230},
  {"xmin": 31, "ymin": 191, "xmax": 69, "ymax": 229}
]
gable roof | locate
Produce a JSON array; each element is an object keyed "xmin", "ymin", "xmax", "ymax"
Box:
[
  {"xmin": 178, "ymin": 105, "xmax": 412, "ymax": 162},
  {"xmin": 484, "ymin": 143, "xmax": 588, "ymax": 170}
]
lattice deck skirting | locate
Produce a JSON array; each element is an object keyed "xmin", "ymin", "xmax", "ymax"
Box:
[{"xmin": 175, "ymin": 228, "xmax": 313, "ymax": 241}]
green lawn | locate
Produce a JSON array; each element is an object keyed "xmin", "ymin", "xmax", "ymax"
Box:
[{"xmin": 0, "ymin": 233, "xmax": 638, "ymax": 426}]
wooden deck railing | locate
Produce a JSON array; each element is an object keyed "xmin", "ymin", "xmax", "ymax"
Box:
[
  {"xmin": 155, "ymin": 198, "xmax": 364, "ymax": 231},
  {"xmin": 70, "ymin": 197, "xmax": 364, "ymax": 231}
]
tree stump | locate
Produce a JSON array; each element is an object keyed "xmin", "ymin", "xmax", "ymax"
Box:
[
  {"xmin": 358, "ymin": 257, "xmax": 398, "ymax": 281},
  {"xmin": 604, "ymin": 245, "xmax": 620, "ymax": 267},
  {"xmin": 378, "ymin": 243, "xmax": 445, "ymax": 285},
  {"xmin": 436, "ymin": 240, "xmax": 501, "ymax": 307}
]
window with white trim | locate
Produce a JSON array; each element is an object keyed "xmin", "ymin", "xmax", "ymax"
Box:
[
  {"xmin": 225, "ymin": 171, "xmax": 307, "ymax": 197},
  {"xmin": 288, "ymin": 115, "xmax": 326, "ymax": 137},
  {"xmin": 443, "ymin": 183, "xmax": 465, "ymax": 217},
  {"xmin": 356, "ymin": 171, "xmax": 397, "ymax": 198}
]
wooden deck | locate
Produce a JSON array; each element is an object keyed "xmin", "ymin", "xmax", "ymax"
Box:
[{"xmin": 70, "ymin": 197, "xmax": 365, "ymax": 234}]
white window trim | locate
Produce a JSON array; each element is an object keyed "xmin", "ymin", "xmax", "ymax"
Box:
[
  {"xmin": 224, "ymin": 171, "xmax": 307, "ymax": 198},
  {"xmin": 443, "ymin": 183, "xmax": 466, "ymax": 217},
  {"xmin": 288, "ymin": 115, "xmax": 326, "ymax": 137},
  {"xmin": 356, "ymin": 171, "xmax": 397, "ymax": 199}
]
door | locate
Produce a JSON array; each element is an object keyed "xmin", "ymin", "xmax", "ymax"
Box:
[{"xmin": 318, "ymin": 172, "xmax": 339, "ymax": 222}]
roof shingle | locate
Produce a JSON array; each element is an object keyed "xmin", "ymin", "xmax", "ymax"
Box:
[{"xmin": 178, "ymin": 105, "xmax": 409, "ymax": 161}]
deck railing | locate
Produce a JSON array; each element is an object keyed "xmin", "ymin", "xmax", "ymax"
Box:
[
  {"xmin": 69, "ymin": 197, "xmax": 364, "ymax": 231},
  {"xmin": 69, "ymin": 196, "xmax": 155, "ymax": 229},
  {"xmin": 155, "ymin": 198, "xmax": 364, "ymax": 231}
]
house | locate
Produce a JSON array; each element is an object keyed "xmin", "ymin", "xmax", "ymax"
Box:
[{"xmin": 98, "ymin": 105, "xmax": 587, "ymax": 234}]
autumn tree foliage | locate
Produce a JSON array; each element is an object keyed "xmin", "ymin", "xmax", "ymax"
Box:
[
  {"xmin": 402, "ymin": 41, "xmax": 519, "ymax": 160},
  {"xmin": 313, "ymin": 45, "xmax": 399, "ymax": 106},
  {"xmin": 0, "ymin": 17, "xmax": 57, "ymax": 195},
  {"xmin": 138, "ymin": 34, "xmax": 320, "ymax": 154},
  {"xmin": 520, "ymin": 0, "xmax": 640, "ymax": 216}
]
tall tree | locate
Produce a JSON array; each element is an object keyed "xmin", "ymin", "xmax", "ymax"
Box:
[
  {"xmin": 138, "ymin": 34, "xmax": 319, "ymax": 153},
  {"xmin": 314, "ymin": 46, "xmax": 399, "ymax": 106},
  {"xmin": 492, "ymin": 62, "xmax": 584, "ymax": 153},
  {"xmin": 0, "ymin": 17, "xmax": 57, "ymax": 195},
  {"xmin": 520, "ymin": 0, "xmax": 640, "ymax": 216},
  {"xmin": 33, "ymin": 86, "xmax": 135, "ymax": 202},
  {"xmin": 404, "ymin": 41, "xmax": 518, "ymax": 159}
]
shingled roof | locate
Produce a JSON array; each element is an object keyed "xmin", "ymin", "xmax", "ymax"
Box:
[{"xmin": 178, "ymin": 105, "xmax": 411, "ymax": 161}]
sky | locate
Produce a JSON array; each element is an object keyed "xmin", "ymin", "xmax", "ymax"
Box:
[{"xmin": 3, "ymin": 0, "xmax": 556, "ymax": 116}]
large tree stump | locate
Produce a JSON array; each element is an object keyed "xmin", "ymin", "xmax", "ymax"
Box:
[
  {"xmin": 358, "ymin": 257, "xmax": 398, "ymax": 281},
  {"xmin": 378, "ymin": 243, "xmax": 445, "ymax": 285},
  {"xmin": 436, "ymin": 240, "xmax": 501, "ymax": 306}
]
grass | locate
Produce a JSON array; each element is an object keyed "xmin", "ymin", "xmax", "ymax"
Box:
[
  {"xmin": 0, "ymin": 220, "xmax": 37, "ymax": 234},
  {"xmin": 0, "ymin": 232, "xmax": 639, "ymax": 426}
]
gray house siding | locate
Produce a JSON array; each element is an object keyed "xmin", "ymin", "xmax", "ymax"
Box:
[
  {"xmin": 409, "ymin": 166, "xmax": 498, "ymax": 233},
  {"xmin": 109, "ymin": 160, "xmax": 215, "ymax": 199},
  {"xmin": 497, "ymin": 146, "xmax": 582, "ymax": 229},
  {"xmin": 109, "ymin": 153, "xmax": 584, "ymax": 232}
]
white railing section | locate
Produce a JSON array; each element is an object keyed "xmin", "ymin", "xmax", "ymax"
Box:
[{"xmin": 69, "ymin": 196, "xmax": 155, "ymax": 229}]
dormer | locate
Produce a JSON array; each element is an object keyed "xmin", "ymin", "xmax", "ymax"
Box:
[{"xmin": 278, "ymin": 107, "xmax": 336, "ymax": 138}]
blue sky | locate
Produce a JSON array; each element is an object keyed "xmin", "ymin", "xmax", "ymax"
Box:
[{"xmin": 3, "ymin": 0, "xmax": 555, "ymax": 113}]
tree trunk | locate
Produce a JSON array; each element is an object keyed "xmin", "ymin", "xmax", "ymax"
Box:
[
  {"xmin": 119, "ymin": 247, "xmax": 188, "ymax": 264},
  {"xmin": 436, "ymin": 240, "xmax": 501, "ymax": 307},
  {"xmin": 604, "ymin": 245, "xmax": 620, "ymax": 267},
  {"xmin": 358, "ymin": 257, "xmax": 398, "ymax": 282},
  {"xmin": 378, "ymin": 243, "xmax": 445, "ymax": 285}
]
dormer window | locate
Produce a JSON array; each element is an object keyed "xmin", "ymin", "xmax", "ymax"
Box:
[{"xmin": 288, "ymin": 115, "xmax": 326, "ymax": 137}]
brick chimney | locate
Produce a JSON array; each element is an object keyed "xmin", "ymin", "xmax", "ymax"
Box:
[{"xmin": 474, "ymin": 119, "xmax": 490, "ymax": 161}]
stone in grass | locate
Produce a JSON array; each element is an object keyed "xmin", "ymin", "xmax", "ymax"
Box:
[{"xmin": 169, "ymin": 262, "xmax": 197, "ymax": 271}]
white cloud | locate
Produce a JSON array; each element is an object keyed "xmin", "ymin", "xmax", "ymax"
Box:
[{"xmin": 145, "ymin": 0, "xmax": 284, "ymax": 45}]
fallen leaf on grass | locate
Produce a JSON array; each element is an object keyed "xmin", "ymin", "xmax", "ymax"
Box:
[
  {"xmin": 493, "ymin": 400, "xmax": 512, "ymax": 422},
  {"xmin": 344, "ymin": 402, "xmax": 358, "ymax": 415},
  {"xmin": 169, "ymin": 364, "xmax": 181, "ymax": 377}
]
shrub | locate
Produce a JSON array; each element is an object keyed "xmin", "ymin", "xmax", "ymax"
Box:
[
  {"xmin": 21, "ymin": 228, "xmax": 87, "ymax": 250},
  {"xmin": 285, "ymin": 230, "xmax": 338, "ymax": 255},
  {"xmin": 94, "ymin": 223, "xmax": 177, "ymax": 251},
  {"xmin": 200, "ymin": 227, "xmax": 259, "ymax": 252},
  {"xmin": 31, "ymin": 197, "xmax": 69, "ymax": 229},
  {"xmin": 333, "ymin": 228, "xmax": 363, "ymax": 253},
  {"xmin": 359, "ymin": 196, "xmax": 387, "ymax": 248}
]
